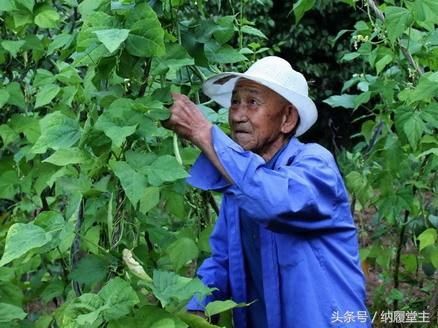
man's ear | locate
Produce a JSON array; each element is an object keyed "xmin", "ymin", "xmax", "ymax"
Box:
[{"xmin": 280, "ymin": 104, "xmax": 298, "ymax": 134}]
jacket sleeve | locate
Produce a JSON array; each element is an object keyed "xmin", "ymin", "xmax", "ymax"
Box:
[
  {"xmin": 209, "ymin": 126, "xmax": 349, "ymax": 233},
  {"xmin": 186, "ymin": 206, "xmax": 230, "ymax": 311}
]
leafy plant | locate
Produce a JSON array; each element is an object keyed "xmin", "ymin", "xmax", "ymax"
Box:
[
  {"xmin": 321, "ymin": 0, "xmax": 437, "ymax": 323},
  {"xmin": 0, "ymin": 0, "xmax": 259, "ymax": 326}
]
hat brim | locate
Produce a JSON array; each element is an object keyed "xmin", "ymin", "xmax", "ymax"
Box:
[{"xmin": 203, "ymin": 72, "xmax": 317, "ymax": 137}]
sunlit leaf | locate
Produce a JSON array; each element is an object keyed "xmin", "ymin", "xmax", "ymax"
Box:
[
  {"xmin": 34, "ymin": 84, "xmax": 61, "ymax": 108},
  {"xmin": 125, "ymin": 3, "xmax": 165, "ymax": 57},
  {"xmin": 166, "ymin": 238, "xmax": 199, "ymax": 271},
  {"xmin": 43, "ymin": 148, "xmax": 91, "ymax": 166},
  {"xmin": 147, "ymin": 155, "xmax": 188, "ymax": 184},
  {"xmin": 69, "ymin": 255, "xmax": 109, "ymax": 286},
  {"xmin": 94, "ymin": 29, "xmax": 130, "ymax": 53},
  {"xmin": 323, "ymin": 94, "xmax": 356, "ymax": 109},
  {"xmin": 418, "ymin": 228, "xmax": 437, "ymax": 251},
  {"xmin": 0, "ymin": 303, "xmax": 27, "ymax": 322},
  {"xmin": 384, "ymin": 6, "xmax": 412, "ymax": 44},
  {"xmin": 1, "ymin": 40, "xmax": 26, "ymax": 58},
  {"xmin": 32, "ymin": 112, "xmax": 81, "ymax": 154},
  {"xmin": 109, "ymin": 160, "xmax": 148, "ymax": 207},
  {"xmin": 241, "ymin": 25, "xmax": 267, "ymax": 39},
  {"xmin": 205, "ymin": 300, "xmax": 243, "ymax": 317},
  {"xmin": 98, "ymin": 277, "xmax": 139, "ymax": 320},
  {"xmin": 139, "ymin": 187, "xmax": 160, "ymax": 214},
  {"xmin": 151, "ymin": 271, "xmax": 212, "ymax": 308},
  {"xmin": 292, "ymin": 0, "xmax": 315, "ymax": 24},
  {"xmin": 0, "ymin": 223, "xmax": 51, "ymax": 267},
  {"xmin": 34, "ymin": 8, "xmax": 60, "ymax": 28}
]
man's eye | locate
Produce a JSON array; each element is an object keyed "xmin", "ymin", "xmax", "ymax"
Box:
[
  {"xmin": 249, "ymin": 99, "xmax": 258, "ymax": 105},
  {"xmin": 231, "ymin": 99, "xmax": 239, "ymax": 105}
]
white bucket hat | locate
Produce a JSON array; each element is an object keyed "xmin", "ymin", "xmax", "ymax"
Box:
[{"xmin": 202, "ymin": 56, "xmax": 317, "ymax": 136}]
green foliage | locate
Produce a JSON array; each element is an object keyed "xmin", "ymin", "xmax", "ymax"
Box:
[
  {"xmin": 323, "ymin": 0, "xmax": 438, "ymax": 315},
  {"xmin": 0, "ymin": 0, "xmax": 257, "ymax": 326}
]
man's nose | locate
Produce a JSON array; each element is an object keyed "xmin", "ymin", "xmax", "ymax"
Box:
[{"xmin": 229, "ymin": 104, "xmax": 248, "ymax": 123}]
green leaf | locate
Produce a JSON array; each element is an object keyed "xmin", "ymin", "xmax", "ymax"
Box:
[
  {"xmin": 0, "ymin": 223, "xmax": 51, "ymax": 267},
  {"xmin": 0, "ymin": 303, "xmax": 27, "ymax": 322},
  {"xmin": 69, "ymin": 255, "xmax": 109, "ymax": 286},
  {"xmin": 151, "ymin": 271, "xmax": 212, "ymax": 308},
  {"xmin": 95, "ymin": 115, "xmax": 137, "ymax": 148},
  {"xmin": 94, "ymin": 29, "xmax": 130, "ymax": 53},
  {"xmin": 402, "ymin": 112, "xmax": 425, "ymax": 150},
  {"xmin": 431, "ymin": 246, "xmax": 438, "ymax": 268},
  {"xmin": 74, "ymin": 293, "xmax": 105, "ymax": 326},
  {"xmin": 417, "ymin": 148, "xmax": 438, "ymax": 159},
  {"xmin": 0, "ymin": 124, "xmax": 18, "ymax": 145},
  {"xmin": 34, "ymin": 211, "xmax": 64, "ymax": 235},
  {"xmin": 40, "ymin": 280, "xmax": 64, "ymax": 303},
  {"xmin": 345, "ymin": 171, "xmax": 372, "ymax": 207},
  {"xmin": 43, "ymin": 148, "xmax": 91, "ymax": 166},
  {"xmin": 8, "ymin": 115, "xmax": 40, "ymax": 143},
  {"xmin": 34, "ymin": 84, "xmax": 61, "ymax": 108},
  {"xmin": 418, "ymin": 228, "xmax": 437, "ymax": 251},
  {"xmin": 205, "ymin": 42, "xmax": 247, "ymax": 64},
  {"xmin": 72, "ymin": 43, "xmax": 109, "ymax": 66},
  {"xmin": 98, "ymin": 277, "xmax": 139, "ymax": 320},
  {"xmin": 5, "ymin": 82, "xmax": 25, "ymax": 110},
  {"xmin": 111, "ymin": 305, "xmax": 188, "ymax": 328},
  {"xmin": 33, "ymin": 69, "xmax": 55, "ymax": 87},
  {"xmin": 34, "ymin": 210, "xmax": 65, "ymax": 251},
  {"xmin": 384, "ymin": 6, "xmax": 412, "ymax": 44},
  {"xmin": 353, "ymin": 91, "xmax": 371, "ymax": 109},
  {"xmin": 125, "ymin": 3, "xmax": 165, "ymax": 57},
  {"xmin": 341, "ymin": 52, "xmax": 360, "ymax": 62},
  {"xmin": 1, "ymin": 0, "xmax": 16, "ymax": 12},
  {"xmin": 94, "ymin": 98, "xmax": 139, "ymax": 147},
  {"xmin": 166, "ymin": 238, "xmax": 199, "ymax": 271},
  {"xmin": 148, "ymin": 155, "xmax": 188, "ymax": 183},
  {"xmin": 401, "ymin": 254, "xmax": 417, "ymax": 273},
  {"xmin": 375, "ymin": 54, "xmax": 393, "ymax": 74},
  {"xmin": 409, "ymin": 72, "xmax": 438, "ymax": 104},
  {"xmin": 177, "ymin": 312, "xmax": 220, "ymax": 328},
  {"xmin": 292, "ymin": 0, "xmax": 316, "ymax": 24},
  {"xmin": 0, "ymin": 170, "xmax": 19, "ymax": 200},
  {"xmin": 32, "ymin": 112, "xmax": 81, "ymax": 154},
  {"xmin": 34, "ymin": 8, "xmax": 60, "ymax": 28},
  {"xmin": 1, "ymin": 40, "xmax": 26, "ymax": 58},
  {"xmin": 78, "ymin": 0, "xmax": 105, "ymax": 18},
  {"xmin": 47, "ymin": 33, "xmax": 74, "ymax": 55},
  {"xmin": 205, "ymin": 300, "xmax": 242, "ymax": 317},
  {"xmin": 0, "ymin": 89, "xmax": 9, "ymax": 108},
  {"xmin": 213, "ymin": 16, "xmax": 235, "ymax": 44},
  {"xmin": 109, "ymin": 160, "xmax": 148, "ymax": 207},
  {"xmin": 15, "ymin": 0, "xmax": 34, "ymax": 12},
  {"xmin": 323, "ymin": 94, "xmax": 356, "ymax": 109},
  {"xmin": 155, "ymin": 44, "xmax": 194, "ymax": 71},
  {"xmin": 241, "ymin": 25, "xmax": 267, "ymax": 39},
  {"xmin": 139, "ymin": 186, "xmax": 160, "ymax": 214}
]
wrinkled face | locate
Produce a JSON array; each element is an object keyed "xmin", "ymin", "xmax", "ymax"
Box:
[{"xmin": 229, "ymin": 79, "xmax": 297, "ymax": 161}]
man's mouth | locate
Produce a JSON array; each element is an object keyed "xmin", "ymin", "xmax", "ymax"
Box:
[{"xmin": 234, "ymin": 129, "xmax": 250, "ymax": 134}]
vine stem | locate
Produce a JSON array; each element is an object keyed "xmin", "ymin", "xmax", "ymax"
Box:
[
  {"xmin": 366, "ymin": 0, "xmax": 424, "ymax": 75},
  {"xmin": 393, "ymin": 209, "xmax": 409, "ymax": 311}
]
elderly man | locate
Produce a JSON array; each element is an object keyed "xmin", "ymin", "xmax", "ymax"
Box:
[{"xmin": 164, "ymin": 56, "xmax": 370, "ymax": 328}]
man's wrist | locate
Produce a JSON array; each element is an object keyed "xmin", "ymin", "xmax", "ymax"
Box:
[{"xmin": 192, "ymin": 122, "xmax": 213, "ymax": 150}]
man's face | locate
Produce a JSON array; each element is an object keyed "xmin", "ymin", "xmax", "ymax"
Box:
[{"xmin": 229, "ymin": 79, "xmax": 297, "ymax": 160}]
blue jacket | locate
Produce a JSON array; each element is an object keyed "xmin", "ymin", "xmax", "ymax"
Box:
[{"xmin": 186, "ymin": 126, "xmax": 370, "ymax": 328}]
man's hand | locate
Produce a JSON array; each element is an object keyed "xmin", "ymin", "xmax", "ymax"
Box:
[
  {"xmin": 163, "ymin": 93, "xmax": 212, "ymax": 149},
  {"xmin": 163, "ymin": 93, "xmax": 234, "ymax": 184}
]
